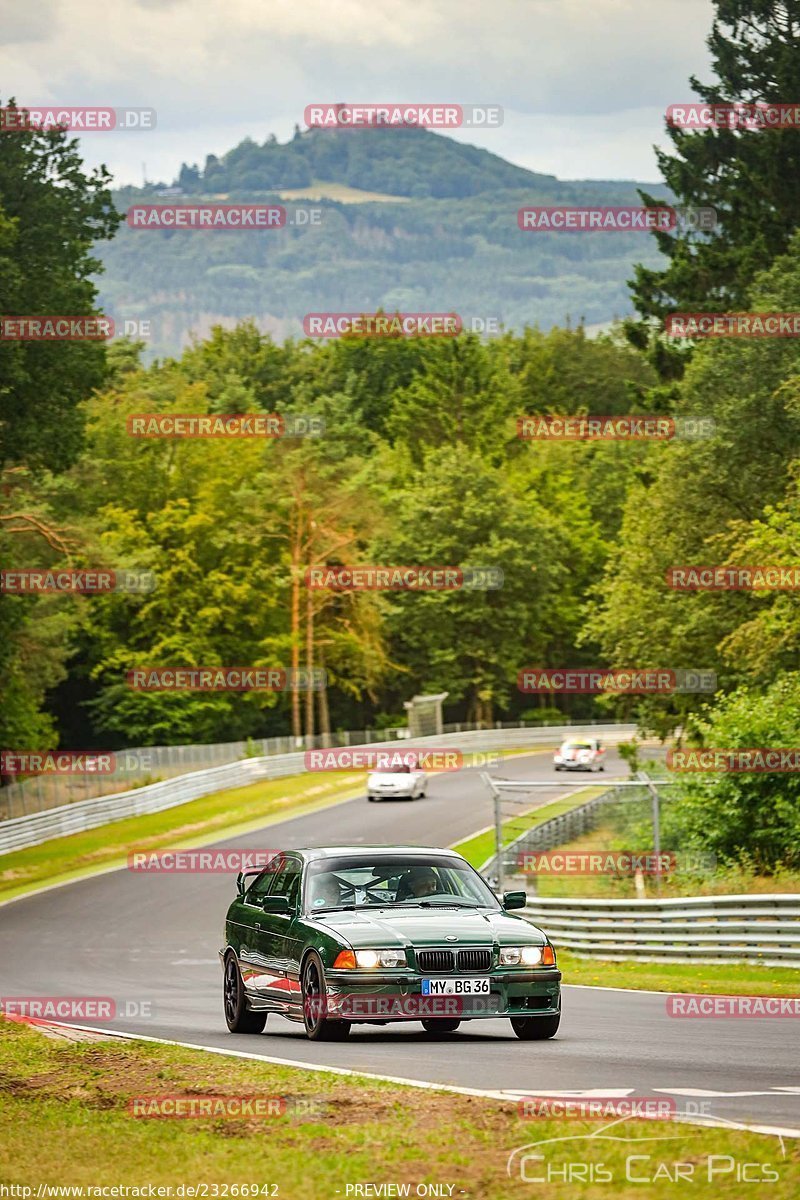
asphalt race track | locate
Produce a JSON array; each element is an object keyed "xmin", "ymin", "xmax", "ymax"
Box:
[{"xmin": 1, "ymin": 749, "xmax": 798, "ymax": 1132}]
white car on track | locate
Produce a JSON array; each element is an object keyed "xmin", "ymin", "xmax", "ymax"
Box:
[
  {"xmin": 367, "ymin": 761, "xmax": 428, "ymax": 802},
  {"xmin": 553, "ymin": 737, "xmax": 606, "ymax": 772}
]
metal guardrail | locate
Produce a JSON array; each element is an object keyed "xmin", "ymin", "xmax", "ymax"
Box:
[
  {"xmin": 0, "ymin": 730, "xmax": 411, "ymax": 819},
  {"xmin": 0, "ymin": 754, "xmax": 301, "ymax": 857},
  {"xmin": 522, "ymin": 893, "xmax": 800, "ymax": 968},
  {"xmin": 0, "ymin": 723, "xmax": 637, "ymax": 856},
  {"xmin": 0, "ymin": 717, "xmax": 629, "ymax": 820}
]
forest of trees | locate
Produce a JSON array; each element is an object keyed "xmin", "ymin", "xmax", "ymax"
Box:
[
  {"xmin": 102, "ymin": 129, "xmax": 670, "ymax": 358},
  {"xmin": 3, "ymin": 1, "xmax": 800, "ymax": 869}
]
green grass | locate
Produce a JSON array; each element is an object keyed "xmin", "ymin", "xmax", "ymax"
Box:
[
  {"xmin": 452, "ymin": 785, "xmax": 800, "ymax": 996},
  {"xmin": 0, "ymin": 743, "xmax": 555, "ymax": 905},
  {"xmin": 528, "ymin": 820, "xmax": 800, "ymax": 900},
  {"xmin": 1, "ymin": 1020, "xmax": 797, "ymax": 1196},
  {"xmin": 277, "ymin": 179, "xmax": 410, "ymax": 203},
  {"xmin": 0, "ymin": 770, "xmax": 366, "ymax": 904},
  {"xmin": 452, "ymin": 784, "xmax": 609, "ymax": 868},
  {"xmin": 0, "ymin": 739, "xmax": 561, "ymax": 902},
  {"xmin": 509, "ymin": 819, "xmax": 800, "ymax": 995},
  {"xmin": 558, "ymin": 950, "xmax": 800, "ymax": 996}
]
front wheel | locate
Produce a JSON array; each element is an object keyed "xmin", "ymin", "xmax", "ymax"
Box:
[
  {"xmin": 223, "ymin": 953, "xmax": 267, "ymax": 1033},
  {"xmin": 511, "ymin": 1013, "xmax": 560, "ymax": 1040},
  {"xmin": 302, "ymin": 952, "xmax": 351, "ymax": 1041},
  {"xmin": 421, "ymin": 1019, "xmax": 460, "ymax": 1035}
]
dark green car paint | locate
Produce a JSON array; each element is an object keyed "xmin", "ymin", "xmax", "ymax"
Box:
[{"xmin": 220, "ymin": 845, "xmax": 561, "ymax": 1035}]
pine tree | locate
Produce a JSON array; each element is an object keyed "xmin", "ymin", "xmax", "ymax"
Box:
[{"xmin": 628, "ymin": 1, "xmax": 800, "ymax": 375}]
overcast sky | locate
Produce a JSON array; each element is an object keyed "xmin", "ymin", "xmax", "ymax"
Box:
[{"xmin": 0, "ymin": 0, "xmax": 715, "ymax": 187}]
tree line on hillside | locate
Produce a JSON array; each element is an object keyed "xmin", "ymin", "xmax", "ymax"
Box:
[
  {"xmin": 175, "ymin": 125, "xmax": 547, "ymax": 200},
  {"xmin": 2, "ymin": 1, "xmax": 800, "ymax": 870}
]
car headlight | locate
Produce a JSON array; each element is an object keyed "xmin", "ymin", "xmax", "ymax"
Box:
[
  {"xmin": 334, "ymin": 949, "xmax": 408, "ymax": 969},
  {"xmin": 500, "ymin": 945, "xmax": 552, "ymax": 966}
]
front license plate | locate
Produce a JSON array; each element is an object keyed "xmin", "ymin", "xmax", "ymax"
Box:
[{"xmin": 421, "ymin": 978, "xmax": 490, "ymax": 995}]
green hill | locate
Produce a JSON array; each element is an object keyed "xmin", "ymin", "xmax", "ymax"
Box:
[{"xmin": 98, "ymin": 126, "xmax": 670, "ymax": 356}]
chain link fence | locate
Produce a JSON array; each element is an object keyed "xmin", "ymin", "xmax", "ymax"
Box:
[{"xmin": 0, "ymin": 717, "xmax": 624, "ymax": 821}]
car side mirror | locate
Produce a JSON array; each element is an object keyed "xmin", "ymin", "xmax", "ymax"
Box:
[
  {"xmin": 237, "ymin": 868, "xmax": 262, "ymax": 897},
  {"xmin": 502, "ymin": 890, "xmax": 527, "ymax": 910},
  {"xmin": 259, "ymin": 894, "xmax": 292, "ymax": 913}
]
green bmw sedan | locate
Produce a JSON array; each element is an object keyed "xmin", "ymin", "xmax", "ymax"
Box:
[{"xmin": 220, "ymin": 845, "xmax": 561, "ymax": 1041}]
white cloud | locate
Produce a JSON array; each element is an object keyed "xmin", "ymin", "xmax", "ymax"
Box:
[{"xmin": 0, "ymin": 0, "xmax": 714, "ymax": 184}]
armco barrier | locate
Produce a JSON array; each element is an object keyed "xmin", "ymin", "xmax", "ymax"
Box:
[
  {"xmin": 0, "ymin": 718, "xmax": 627, "ymax": 819},
  {"xmin": 522, "ymin": 894, "xmax": 800, "ymax": 968},
  {"xmin": 0, "ymin": 724, "xmax": 636, "ymax": 855}
]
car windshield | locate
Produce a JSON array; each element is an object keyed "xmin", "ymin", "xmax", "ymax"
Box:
[
  {"xmin": 564, "ymin": 741, "xmax": 592, "ymax": 750},
  {"xmin": 305, "ymin": 855, "xmax": 499, "ymax": 912},
  {"xmin": 374, "ymin": 764, "xmax": 412, "ymax": 774}
]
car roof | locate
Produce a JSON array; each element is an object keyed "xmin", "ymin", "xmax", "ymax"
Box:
[{"xmin": 288, "ymin": 845, "xmax": 465, "ymax": 863}]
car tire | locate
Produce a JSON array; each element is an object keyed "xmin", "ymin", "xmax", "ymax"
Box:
[
  {"xmin": 421, "ymin": 1019, "xmax": 461, "ymax": 1035},
  {"xmin": 554, "ymin": 765, "xmax": 562, "ymax": 771},
  {"xmin": 510, "ymin": 1013, "xmax": 560, "ymax": 1040},
  {"xmin": 223, "ymin": 952, "xmax": 267, "ymax": 1034},
  {"xmin": 367, "ymin": 794, "xmax": 377, "ymax": 802},
  {"xmin": 302, "ymin": 952, "xmax": 351, "ymax": 1041}
]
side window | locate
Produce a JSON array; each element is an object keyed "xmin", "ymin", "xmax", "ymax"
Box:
[
  {"xmin": 267, "ymin": 857, "xmax": 302, "ymax": 908},
  {"xmin": 246, "ymin": 860, "xmax": 282, "ymax": 901}
]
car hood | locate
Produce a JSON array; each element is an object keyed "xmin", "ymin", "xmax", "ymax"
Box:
[{"xmin": 312, "ymin": 906, "xmax": 546, "ymax": 948}]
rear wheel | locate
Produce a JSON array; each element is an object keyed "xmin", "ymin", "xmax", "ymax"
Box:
[
  {"xmin": 302, "ymin": 952, "xmax": 351, "ymax": 1041},
  {"xmin": 223, "ymin": 953, "xmax": 267, "ymax": 1033},
  {"xmin": 421, "ymin": 1019, "xmax": 460, "ymax": 1035},
  {"xmin": 511, "ymin": 1013, "xmax": 560, "ymax": 1040}
]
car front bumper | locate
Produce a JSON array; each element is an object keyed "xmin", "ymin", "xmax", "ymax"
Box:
[{"xmin": 322, "ymin": 967, "xmax": 562, "ymax": 1022}]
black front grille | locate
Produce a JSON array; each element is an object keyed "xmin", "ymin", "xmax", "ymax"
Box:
[
  {"xmin": 416, "ymin": 949, "xmax": 455, "ymax": 973},
  {"xmin": 458, "ymin": 948, "xmax": 492, "ymax": 972}
]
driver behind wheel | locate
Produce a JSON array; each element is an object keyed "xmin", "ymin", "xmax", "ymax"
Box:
[
  {"xmin": 309, "ymin": 873, "xmax": 341, "ymax": 909},
  {"xmin": 397, "ymin": 865, "xmax": 439, "ymax": 900}
]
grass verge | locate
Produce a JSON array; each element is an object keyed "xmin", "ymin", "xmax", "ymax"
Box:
[
  {"xmin": 0, "ymin": 1020, "xmax": 797, "ymax": 1197},
  {"xmin": 0, "ymin": 745, "xmax": 555, "ymax": 906},
  {"xmin": 525, "ymin": 821, "xmax": 800, "ymax": 899},
  {"xmin": 557, "ymin": 950, "xmax": 800, "ymax": 996},
  {"xmin": 452, "ymin": 783, "xmax": 609, "ymax": 869},
  {"xmin": 501, "ymin": 820, "xmax": 800, "ymax": 995},
  {"xmin": 0, "ymin": 771, "xmax": 366, "ymax": 905}
]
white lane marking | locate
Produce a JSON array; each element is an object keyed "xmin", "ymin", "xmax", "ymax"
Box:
[
  {"xmin": 503, "ymin": 1089, "xmax": 635, "ymax": 1097},
  {"xmin": 0, "ymin": 747, "xmax": 556, "ymax": 910},
  {"xmin": 564, "ymin": 983, "xmax": 736, "ymax": 997},
  {"xmin": 16, "ymin": 1021, "xmax": 514, "ymax": 1101},
  {"xmin": 0, "ymin": 781, "xmax": 367, "ymax": 910},
  {"xmin": 16, "ymin": 1019, "xmax": 800, "ymax": 1138},
  {"xmin": 0, "ymin": 862, "xmax": 136, "ymax": 909},
  {"xmin": 654, "ymin": 1088, "xmax": 800, "ymax": 1098},
  {"xmin": 502, "ymin": 1087, "xmax": 800, "ymax": 1099}
]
